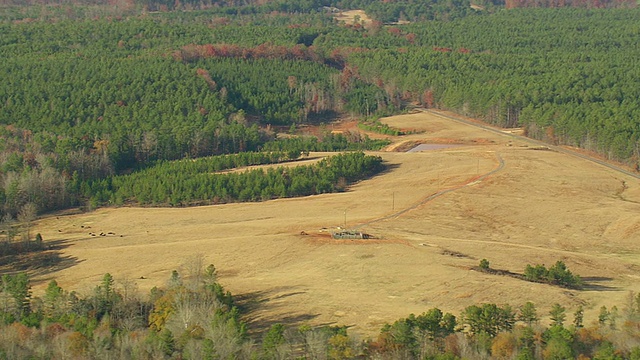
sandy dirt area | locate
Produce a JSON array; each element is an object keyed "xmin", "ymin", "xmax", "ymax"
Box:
[
  {"xmin": 31, "ymin": 110, "xmax": 640, "ymax": 338},
  {"xmin": 334, "ymin": 9, "xmax": 373, "ymax": 26}
]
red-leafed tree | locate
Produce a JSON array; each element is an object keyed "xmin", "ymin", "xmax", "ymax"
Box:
[{"xmin": 423, "ymin": 90, "xmax": 435, "ymax": 108}]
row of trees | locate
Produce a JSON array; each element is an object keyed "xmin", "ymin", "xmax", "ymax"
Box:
[
  {"xmin": 372, "ymin": 299, "xmax": 640, "ymax": 359},
  {"xmin": 357, "ymin": 118, "xmax": 415, "ymax": 136},
  {"xmin": 504, "ymin": 0, "xmax": 636, "ymax": 9},
  {"xmin": 261, "ymin": 132, "xmax": 390, "ymax": 152},
  {"xmin": 0, "ymin": 121, "xmax": 385, "ymax": 218},
  {"xmin": 5, "ymin": 0, "xmax": 631, "ymax": 23},
  {"xmin": 524, "ymin": 261, "xmax": 583, "ymax": 289},
  {"xmin": 479, "ymin": 259, "xmax": 584, "ymax": 289},
  {"xmin": 1, "ymin": 268, "xmax": 640, "ymax": 359},
  {"xmin": 83, "ymin": 151, "xmax": 384, "ymax": 206}
]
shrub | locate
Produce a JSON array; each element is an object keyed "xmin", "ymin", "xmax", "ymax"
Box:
[
  {"xmin": 479, "ymin": 259, "xmax": 490, "ymax": 270},
  {"xmin": 523, "ymin": 261, "xmax": 582, "ymax": 289}
]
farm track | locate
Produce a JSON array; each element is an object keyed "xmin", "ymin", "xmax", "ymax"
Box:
[
  {"xmin": 351, "ymin": 109, "xmax": 637, "ymax": 264},
  {"xmin": 354, "ymin": 153, "xmax": 505, "ymax": 229},
  {"xmin": 422, "ymin": 109, "xmax": 640, "ymax": 180}
]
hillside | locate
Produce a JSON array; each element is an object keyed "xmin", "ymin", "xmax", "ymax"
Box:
[
  {"xmin": 30, "ymin": 110, "xmax": 640, "ymax": 337},
  {"xmin": 1, "ymin": 3, "xmax": 640, "ymax": 357}
]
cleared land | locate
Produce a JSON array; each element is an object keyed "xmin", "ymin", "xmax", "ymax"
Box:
[
  {"xmin": 31, "ymin": 110, "xmax": 640, "ymax": 338},
  {"xmin": 334, "ymin": 9, "xmax": 373, "ymax": 26}
]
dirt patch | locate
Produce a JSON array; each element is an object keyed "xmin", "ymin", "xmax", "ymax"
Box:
[
  {"xmin": 301, "ymin": 231, "xmax": 413, "ymax": 247},
  {"xmin": 386, "ymin": 140, "xmax": 421, "ymax": 152},
  {"xmin": 297, "ymin": 118, "xmax": 391, "ymax": 141},
  {"xmin": 334, "ymin": 9, "xmax": 373, "ymax": 26},
  {"xmin": 408, "ymin": 144, "xmax": 465, "ymax": 153},
  {"xmin": 441, "ymin": 249, "xmax": 473, "ymax": 259}
]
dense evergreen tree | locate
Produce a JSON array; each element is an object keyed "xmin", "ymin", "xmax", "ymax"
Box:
[{"xmin": 86, "ymin": 151, "xmax": 384, "ymax": 206}]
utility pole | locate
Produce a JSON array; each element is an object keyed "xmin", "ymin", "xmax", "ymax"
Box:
[
  {"xmin": 392, "ymin": 192, "xmax": 395, "ymax": 211},
  {"xmin": 344, "ymin": 208, "xmax": 347, "ymax": 229}
]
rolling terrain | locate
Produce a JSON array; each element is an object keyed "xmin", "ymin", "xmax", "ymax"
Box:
[{"xmin": 31, "ymin": 110, "xmax": 640, "ymax": 338}]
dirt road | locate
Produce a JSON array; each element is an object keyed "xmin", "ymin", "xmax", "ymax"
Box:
[{"xmin": 422, "ymin": 108, "xmax": 640, "ymax": 179}]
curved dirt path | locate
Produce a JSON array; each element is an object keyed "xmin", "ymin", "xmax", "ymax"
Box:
[
  {"xmin": 354, "ymin": 152, "xmax": 505, "ymax": 229},
  {"xmin": 422, "ymin": 109, "xmax": 640, "ymax": 180}
]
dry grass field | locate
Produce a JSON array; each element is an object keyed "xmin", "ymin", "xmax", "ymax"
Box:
[{"xmin": 31, "ymin": 110, "xmax": 640, "ymax": 338}]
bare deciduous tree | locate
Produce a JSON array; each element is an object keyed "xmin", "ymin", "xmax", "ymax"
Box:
[{"xmin": 17, "ymin": 202, "xmax": 37, "ymax": 241}]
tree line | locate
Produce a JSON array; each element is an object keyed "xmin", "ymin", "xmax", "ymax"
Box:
[
  {"xmin": 262, "ymin": 132, "xmax": 390, "ymax": 152},
  {"xmin": 84, "ymin": 151, "xmax": 384, "ymax": 207},
  {"xmin": 1, "ymin": 266, "xmax": 639, "ymax": 359},
  {"xmin": 0, "ymin": 126, "xmax": 386, "ymax": 220},
  {"xmin": 478, "ymin": 259, "xmax": 584, "ymax": 289}
]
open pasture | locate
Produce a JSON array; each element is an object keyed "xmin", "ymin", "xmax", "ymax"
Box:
[{"xmin": 32, "ymin": 110, "xmax": 640, "ymax": 337}]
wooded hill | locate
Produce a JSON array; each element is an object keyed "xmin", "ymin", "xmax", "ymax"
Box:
[
  {"xmin": 1, "ymin": 3, "xmax": 640, "ymax": 219},
  {"xmin": 1, "ymin": 2, "xmax": 640, "ymax": 358}
]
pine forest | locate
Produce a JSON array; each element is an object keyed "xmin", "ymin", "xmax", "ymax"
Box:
[{"xmin": 0, "ymin": 0, "xmax": 639, "ymax": 357}]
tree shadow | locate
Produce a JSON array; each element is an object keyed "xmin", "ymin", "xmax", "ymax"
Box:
[
  {"xmin": 0, "ymin": 239, "xmax": 82, "ymax": 283},
  {"xmin": 338, "ymin": 163, "xmax": 401, "ymax": 194},
  {"xmin": 236, "ymin": 287, "xmax": 333, "ymax": 337},
  {"xmin": 375, "ymin": 163, "xmax": 401, "ymax": 177},
  {"xmin": 580, "ymin": 276, "xmax": 618, "ymax": 292},
  {"xmin": 474, "ymin": 268, "xmax": 618, "ymax": 291},
  {"xmin": 304, "ymin": 111, "xmax": 341, "ymax": 125}
]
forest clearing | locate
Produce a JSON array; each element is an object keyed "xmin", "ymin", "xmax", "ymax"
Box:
[
  {"xmin": 31, "ymin": 110, "xmax": 640, "ymax": 337},
  {"xmin": 333, "ymin": 9, "xmax": 374, "ymax": 26}
]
